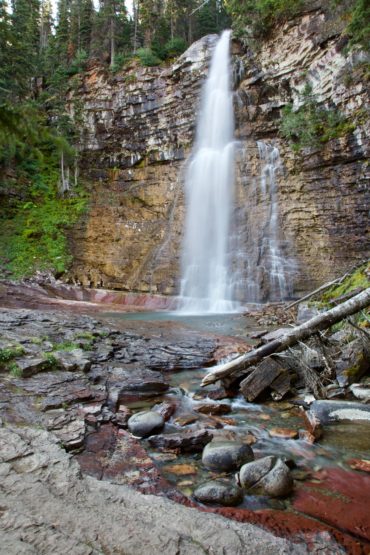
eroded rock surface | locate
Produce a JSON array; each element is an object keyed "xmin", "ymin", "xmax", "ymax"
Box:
[{"xmin": 0, "ymin": 424, "xmax": 310, "ymax": 555}]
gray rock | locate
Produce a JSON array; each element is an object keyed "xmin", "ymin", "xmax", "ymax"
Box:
[
  {"xmin": 148, "ymin": 429, "xmax": 213, "ymax": 452},
  {"xmin": 15, "ymin": 357, "xmax": 48, "ymax": 377},
  {"xmin": 259, "ymin": 459, "xmax": 293, "ymax": 498},
  {"xmin": 108, "ymin": 367, "xmax": 169, "ymax": 399},
  {"xmin": 237, "ymin": 457, "xmax": 293, "ymax": 498},
  {"xmin": 194, "ymin": 480, "xmax": 244, "ymax": 506},
  {"xmin": 53, "ymin": 349, "xmax": 91, "ymax": 372},
  {"xmin": 335, "ymin": 339, "xmax": 369, "ymax": 387},
  {"xmin": 202, "ymin": 440, "xmax": 254, "ymax": 472},
  {"xmin": 237, "ymin": 456, "xmax": 275, "ymax": 489},
  {"xmin": 128, "ymin": 411, "xmax": 164, "ymax": 438},
  {"xmin": 350, "ymin": 383, "xmax": 370, "ymax": 401},
  {"xmin": 310, "ymin": 400, "xmax": 370, "ymax": 423}
]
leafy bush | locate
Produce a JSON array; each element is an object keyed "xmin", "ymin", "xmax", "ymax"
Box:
[
  {"xmin": 280, "ymin": 84, "xmax": 355, "ymax": 152},
  {"xmin": 111, "ymin": 52, "xmax": 132, "ymax": 73},
  {"xmin": 164, "ymin": 37, "xmax": 187, "ymax": 58},
  {"xmin": 0, "ymin": 101, "xmax": 88, "ymax": 279},
  {"xmin": 8, "ymin": 362, "xmax": 22, "ymax": 378},
  {"xmin": 0, "ymin": 345, "xmax": 24, "ymax": 363},
  {"xmin": 0, "ymin": 187, "xmax": 87, "ymax": 278},
  {"xmin": 136, "ymin": 48, "xmax": 162, "ymax": 67}
]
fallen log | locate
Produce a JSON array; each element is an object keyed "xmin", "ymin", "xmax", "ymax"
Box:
[
  {"xmin": 201, "ymin": 288, "xmax": 370, "ymax": 387},
  {"xmin": 285, "ymin": 260, "xmax": 367, "ymax": 310}
]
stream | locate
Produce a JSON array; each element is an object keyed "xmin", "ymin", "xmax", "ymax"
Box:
[{"xmin": 100, "ymin": 310, "xmax": 370, "ymax": 511}]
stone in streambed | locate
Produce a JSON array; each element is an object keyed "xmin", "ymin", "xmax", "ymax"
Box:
[
  {"xmin": 195, "ymin": 402, "xmax": 231, "ymax": 416},
  {"xmin": 310, "ymin": 400, "xmax": 370, "ymax": 424},
  {"xmin": 258, "ymin": 459, "xmax": 293, "ymax": 497},
  {"xmin": 128, "ymin": 411, "xmax": 164, "ymax": 438},
  {"xmin": 148, "ymin": 429, "xmax": 212, "ymax": 452},
  {"xmin": 194, "ymin": 480, "xmax": 244, "ymax": 506},
  {"xmin": 237, "ymin": 457, "xmax": 293, "ymax": 498},
  {"xmin": 237, "ymin": 456, "xmax": 275, "ymax": 489},
  {"xmin": 202, "ymin": 440, "xmax": 254, "ymax": 472}
]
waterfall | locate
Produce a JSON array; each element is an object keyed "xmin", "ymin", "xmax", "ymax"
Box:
[
  {"xmin": 179, "ymin": 30, "xmax": 237, "ymax": 314},
  {"xmin": 251, "ymin": 141, "xmax": 295, "ymax": 301}
]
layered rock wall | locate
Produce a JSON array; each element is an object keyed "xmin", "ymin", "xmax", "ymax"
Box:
[{"xmin": 67, "ymin": 4, "xmax": 369, "ymax": 299}]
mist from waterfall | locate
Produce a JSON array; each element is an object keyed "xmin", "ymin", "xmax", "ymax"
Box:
[{"xmin": 179, "ymin": 30, "xmax": 237, "ymax": 314}]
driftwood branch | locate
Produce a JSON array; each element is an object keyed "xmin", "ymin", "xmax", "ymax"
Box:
[
  {"xmin": 286, "ymin": 260, "xmax": 366, "ymax": 310},
  {"xmin": 286, "ymin": 277, "xmax": 347, "ymax": 310},
  {"xmin": 202, "ymin": 288, "xmax": 370, "ymax": 387}
]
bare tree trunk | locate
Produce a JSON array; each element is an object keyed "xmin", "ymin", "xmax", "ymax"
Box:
[
  {"xmin": 133, "ymin": 0, "xmax": 139, "ymax": 54},
  {"xmin": 110, "ymin": 16, "xmax": 115, "ymax": 68},
  {"xmin": 202, "ymin": 288, "xmax": 370, "ymax": 386}
]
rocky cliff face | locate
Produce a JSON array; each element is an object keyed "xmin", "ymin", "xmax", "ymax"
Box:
[
  {"xmin": 67, "ymin": 4, "xmax": 369, "ymax": 300},
  {"xmin": 66, "ymin": 37, "xmax": 218, "ymax": 294}
]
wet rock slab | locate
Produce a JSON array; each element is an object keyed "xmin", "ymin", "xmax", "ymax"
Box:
[
  {"xmin": 309, "ymin": 400, "xmax": 370, "ymax": 424},
  {"xmin": 76, "ymin": 423, "xmax": 185, "ymax": 500},
  {"xmin": 293, "ymin": 467, "xmax": 370, "ymax": 542},
  {"xmin": 148, "ymin": 429, "xmax": 213, "ymax": 452},
  {"xmin": 1, "ymin": 424, "xmax": 313, "ymax": 555}
]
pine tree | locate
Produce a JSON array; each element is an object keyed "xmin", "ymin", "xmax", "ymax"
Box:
[
  {"xmin": 54, "ymin": 0, "xmax": 71, "ymax": 66},
  {"xmin": 70, "ymin": 0, "xmax": 93, "ymax": 57},
  {"xmin": 0, "ymin": 0, "xmax": 12, "ymax": 99},
  {"xmin": 40, "ymin": 0, "xmax": 53, "ymax": 51},
  {"xmin": 10, "ymin": 0, "xmax": 41, "ymax": 98}
]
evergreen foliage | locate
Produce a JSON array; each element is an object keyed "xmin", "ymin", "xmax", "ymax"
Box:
[{"xmin": 280, "ymin": 85, "xmax": 355, "ymax": 153}]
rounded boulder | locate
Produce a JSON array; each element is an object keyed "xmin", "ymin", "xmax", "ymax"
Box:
[
  {"xmin": 237, "ymin": 456, "xmax": 275, "ymax": 489},
  {"xmin": 202, "ymin": 440, "xmax": 254, "ymax": 472},
  {"xmin": 128, "ymin": 411, "xmax": 164, "ymax": 438},
  {"xmin": 194, "ymin": 480, "xmax": 244, "ymax": 506},
  {"xmin": 259, "ymin": 458, "xmax": 293, "ymax": 497}
]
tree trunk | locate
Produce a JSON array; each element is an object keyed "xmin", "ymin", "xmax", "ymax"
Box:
[{"xmin": 201, "ymin": 288, "xmax": 370, "ymax": 386}]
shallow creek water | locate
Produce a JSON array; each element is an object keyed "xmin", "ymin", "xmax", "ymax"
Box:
[{"xmin": 102, "ymin": 310, "xmax": 370, "ymax": 510}]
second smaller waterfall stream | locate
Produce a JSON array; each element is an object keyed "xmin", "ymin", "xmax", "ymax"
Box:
[{"xmin": 257, "ymin": 141, "xmax": 293, "ymax": 300}]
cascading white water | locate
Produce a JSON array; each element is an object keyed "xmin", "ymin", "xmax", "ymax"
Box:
[
  {"xmin": 256, "ymin": 141, "xmax": 295, "ymax": 300},
  {"xmin": 179, "ymin": 30, "xmax": 237, "ymax": 314}
]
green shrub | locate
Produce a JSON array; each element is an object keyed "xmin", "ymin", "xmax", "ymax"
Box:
[
  {"xmin": 164, "ymin": 37, "xmax": 187, "ymax": 58},
  {"xmin": 136, "ymin": 48, "xmax": 162, "ymax": 67},
  {"xmin": 0, "ymin": 188, "xmax": 87, "ymax": 278},
  {"xmin": 111, "ymin": 52, "xmax": 132, "ymax": 73},
  {"xmin": 280, "ymin": 84, "xmax": 355, "ymax": 152},
  {"xmin": 8, "ymin": 362, "xmax": 22, "ymax": 378},
  {"xmin": 43, "ymin": 352, "xmax": 58, "ymax": 367},
  {"xmin": 53, "ymin": 341, "xmax": 79, "ymax": 352},
  {"xmin": 0, "ymin": 345, "xmax": 24, "ymax": 363}
]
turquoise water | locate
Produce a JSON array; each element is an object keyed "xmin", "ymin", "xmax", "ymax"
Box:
[{"xmin": 102, "ymin": 310, "xmax": 261, "ymax": 340}]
